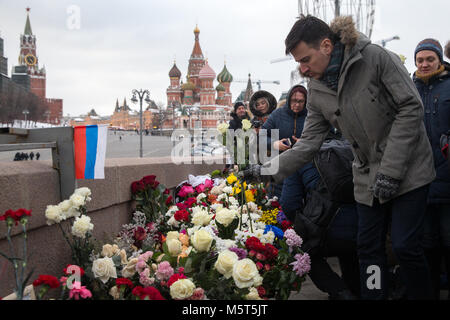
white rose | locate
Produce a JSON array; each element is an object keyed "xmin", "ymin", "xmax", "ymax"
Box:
[
  {"xmin": 166, "ymin": 239, "xmax": 182, "ymax": 256},
  {"xmin": 70, "ymin": 193, "xmax": 86, "ymax": 209},
  {"xmin": 121, "ymin": 258, "xmax": 138, "ymax": 278},
  {"xmin": 45, "ymin": 205, "xmax": 63, "ymax": 225},
  {"xmin": 191, "ymin": 209, "xmax": 212, "ymax": 227},
  {"xmin": 191, "ymin": 228, "xmax": 213, "ymax": 252},
  {"xmin": 246, "ymin": 287, "xmax": 263, "ymax": 300},
  {"xmin": 223, "ymin": 186, "xmax": 233, "ymax": 194},
  {"xmin": 214, "ymin": 250, "xmax": 239, "ymax": 279},
  {"xmin": 71, "ymin": 215, "xmax": 94, "ymax": 238},
  {"xmin": 232, "ymin": 258, "xmax": 261, "ymax": 289},
  {"xmin": 242, "ymin": 119, "xmax": 252, "ymax": 131},
  {"xmin": 92, "ymin": 257, "xmax": 117, "ymax": 284},
  {"xmin": 74, "ymin": 187, "xmax": 91, "ymax": 198},
  {"xmin": 210, "ymin": 185, "xmax": 224, "ymax": 195},
  {"xmin": 170, "ymin": 279, "xmax": 196, "ymax": 300},
  {"xmin": 215, "ymin": 208, "xmax": 237, "ymax": 227},
  {"xmin": 102, "ymin": 244, "xmax": 120, "ymax": 257},
  {"xmin": 119, "ymin": 249, "xmax": 128, "ymax": 265},
  {"xmin": 210, "ymin": 203, "xmax": 223, "ymax": 212},
  {"xmin": 217, "ymin": 122, "xmax": 229, "ymax": 135},
  {"xmin": 217, "ymin": 194, "xmax": 228, "ymax": 202},
  {"xmin": 166, "ymin": 231, "xmax": 180, "ymax": 241}
]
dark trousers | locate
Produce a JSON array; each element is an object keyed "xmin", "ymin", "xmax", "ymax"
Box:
[
  {"xmin": 356, "ymin": 185, "xmax": 433, "ymax": 300},
  {"xmin": 308, "ymin": 204, "xmax": 360, "ymax": 297}
]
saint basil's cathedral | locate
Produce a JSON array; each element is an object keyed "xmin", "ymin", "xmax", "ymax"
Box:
[{"xmin": 166, "ymin": 25, "xmax": 235, "ymax": 129}]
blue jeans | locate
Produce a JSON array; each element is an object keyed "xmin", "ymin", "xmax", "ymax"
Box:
[
  {"xmin": 280, "ymin": 162, "xmax": 319, "ymax": 221},
  {"xmin": 356, "ymin": 185, "xmax": 433, "ymax": 300}
]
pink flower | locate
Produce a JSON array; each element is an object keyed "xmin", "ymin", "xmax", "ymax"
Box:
[
  {"xmin": 290, "ymin": 253, "xmax": 311, "ymax": 277},
  {"xmin": 60, "ymin": 276, "xmax": 68, "ymax": 287},
  {"xmin": 204, "ymin": 179, "xmax": 214, "ymax": 189},
  {"xmin": 139, "ymin": 268, "xmax": 155, "ymax": 287},
  {"xmin": 195, "ymin": 184, "xmax": 206, "ymax": 194},
  {"xmin": 68, "ymin": 281, "xmax": 92, "ymax": 300},
  {"xmin": 136, "ymin": 260, "xmax": 147, "ymax": 274},
  {"xmin": 178, "ymin": 185, "xmax": 194, "ymax": 198},
  {"xmin": 189, "ymin": 288, "xmax": 205, "ymax": 300},
  {"xmin": 155, "ymin": 261, "xmax": 174, "ymax": 281},
  {"xmin": 284, "ymin": 229, "xmax": 303, "ymax": 248}
]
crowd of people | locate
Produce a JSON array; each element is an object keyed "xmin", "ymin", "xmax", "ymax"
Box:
[
  {"xmin": 13, "ymin": 151, "xmax": 40, "ymax": 161},
  {"xmin": 226, "ymin": 15, "xmax": 450, "ymax": 300}
]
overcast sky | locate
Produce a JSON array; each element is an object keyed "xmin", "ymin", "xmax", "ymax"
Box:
[{"xmin": 0, "ymin": 0, "xmax": 449, "ymax": 117}]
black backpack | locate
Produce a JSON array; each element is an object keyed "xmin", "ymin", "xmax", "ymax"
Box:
[
  {"xmin": 313, "ymin": 139, "xmax": 355, "ymax": 204},
  {"xmin": 294, "ymin": 138, "xmax": 355, "ymax": 254}
]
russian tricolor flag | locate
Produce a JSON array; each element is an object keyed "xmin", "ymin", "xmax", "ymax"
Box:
[{"xmin": 74, "ymin": 125, "xmax": 108, "ymax": 179}]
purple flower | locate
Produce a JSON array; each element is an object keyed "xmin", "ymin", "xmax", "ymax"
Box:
[
  {"xmin": 290, "ymin": 253, "xmax": 311, "ymax": 277},
  {"xmin": 276, "ymin": 211, "xmax": 287, "ymax": 224},
  {"xmin": 228, "ymin": 247, "xmax": 248, "ymax": 260},
  {"xmin": 284, "ymin": 229, "xmax": 303, "ymax": 248}
]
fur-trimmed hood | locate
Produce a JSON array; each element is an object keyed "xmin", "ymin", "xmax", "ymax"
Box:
[{"xmin": 330, "ymin": 15, "xmax": 364, "ymax": 49}]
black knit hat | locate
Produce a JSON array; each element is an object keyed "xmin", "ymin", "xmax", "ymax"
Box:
[
  {"xmin": 233, "ymin": 101, "xmax": 246, "ymax": 113},
  {"xmin": 415, "ymin": 38, "xmax": 444, "ymax": 64}
]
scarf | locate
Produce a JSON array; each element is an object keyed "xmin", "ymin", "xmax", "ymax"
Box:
[
  {"xmin": 415, "ymin": 64, "xmax": 445, "ymax": 85},
  {"xmin": 320, "ymin": 41, "xmax": 345, "ymax": 91}
]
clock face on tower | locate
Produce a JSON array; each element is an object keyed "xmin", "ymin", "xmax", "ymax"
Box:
[{"xmin": 25, "ymin": 53, "xmax": 37, "ymax": 66}]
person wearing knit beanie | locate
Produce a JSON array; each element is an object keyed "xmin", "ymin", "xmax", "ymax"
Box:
[
  {"xmin": 414, "ymin": 38, "xmax": 446, "ymax": 85},
  {"xmin": 415, "ymin": 38, "xmax": 444, "ymax": 64},
  {"xmin": 413, "ymin": 38, "xmax": 450, "ymax": 300}
]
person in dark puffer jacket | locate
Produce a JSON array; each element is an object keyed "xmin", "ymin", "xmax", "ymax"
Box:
[
  {"xmin": 262, "ymin": 85, "xmax": 310, "ymax": 216},
  {"xmin": 413, "ymin": 38, "xmax": 450, "ymax": 300}
]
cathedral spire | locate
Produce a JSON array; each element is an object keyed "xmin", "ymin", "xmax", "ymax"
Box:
[
  {"xmin": 24, "ymin": 7, "xmax": 33, "ymax": 35},
  {"xmin": 190, "ymin": 24, "xmax": 204, "ymax": 60}
]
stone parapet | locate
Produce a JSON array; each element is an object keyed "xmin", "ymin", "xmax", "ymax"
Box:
[{"xmin": 0, "ymin": 157, "xmax": 224, "ymax": 297}]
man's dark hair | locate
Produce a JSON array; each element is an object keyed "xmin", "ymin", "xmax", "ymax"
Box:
[{"xmin": 285, "ymin": 15, "xmax": 336, "ymax": 55}]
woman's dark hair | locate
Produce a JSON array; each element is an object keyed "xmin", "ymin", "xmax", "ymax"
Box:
[{"xmin": 285, "ymin": 15, "xmax": 336, "ymax": 55}]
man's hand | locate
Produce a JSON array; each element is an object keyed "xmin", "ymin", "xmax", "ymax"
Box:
[
  {"xmin": 238, "ymin": 164, "xmax": 272, "ymax": 183},
  {"xmin": 373, "ymin": 172, "xmax": 401, "ymax": 201}
]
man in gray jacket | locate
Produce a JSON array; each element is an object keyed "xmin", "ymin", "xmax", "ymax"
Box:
[{"xmin": 242, "ymin": 15, "xmax": 435, "ymax": 300}]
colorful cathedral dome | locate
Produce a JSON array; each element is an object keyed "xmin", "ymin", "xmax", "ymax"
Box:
[
  {"xmin": 182, "ymin": 81, "xmax": 196, "ymax": 91},
  {"xmin": 199, "ymin": 61, "xmax": 216, "ymax": 79},
  {"xmin": 216, "ymin": 83, "xmax": 225, "ymax": 91},
  {"xmin": 169, "ymin": 62, "xmax": 182, "ymax": 78},
  {"xmin": 217, "ymin": 64, "xmax": 233, "ymax": 83}
]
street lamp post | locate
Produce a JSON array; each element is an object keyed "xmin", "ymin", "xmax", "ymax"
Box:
[
  {"xmin": 23, "ymin": 109, "xmax": 30, "ymax": 128},
  {"xmin": 131, "ymin": 89, "xmax": 151, "ymax": 158}
]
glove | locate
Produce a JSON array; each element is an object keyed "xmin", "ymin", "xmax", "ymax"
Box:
[
  {"xmin": 373, "ymin": 172, "xmax": 401, "ymax": 201},
  {"xmin": 238, "ymin": 164, "xmax": 272, "ymax": 183}
]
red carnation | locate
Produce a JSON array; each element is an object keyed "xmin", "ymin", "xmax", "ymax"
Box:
[
  {"xmin": 174, "ymin": 209, "xmax": 190, "ymax": 222},
  {"xmin": 257, "ymin": 286, "xmax": 266, "ymax": 297},
  {"xmin": 140, "ymin": 286, "xmax": 165, "ymax": 300},
  {"xmin": 0, "ymin": 208, "xmax": 32, "ymax": 226},
  {"xmin": 116, "ymin": 278, "xmax": 134, "ymax": 289},
  {"xmin": 264, "ymin": 243, "xmax": 278, "ymax": 260},
  {"xmin": 165, "ymin": 196, "xmax": 173, "ymax": 206},
  {"xmin": 63, "ymin": 264, "xmax": 85, "ymax": 277},
  {"xmin": 184, "ymin": 197, "xmax": 197, "ymax": 208},
  {"xmin": 281, "ymin": 220, "xmax": 293, "ymax": 231},
  {"xmin": 167, "ymin": 273, "xmax": 187, "ymax": 287},
  {"xmin": 245, "ymin": 237, "xmax": 265, "ymax": 252},
  {"xmin": 271, "ymin": 201, "xmax": 281, "ymax": 209},
  {"xmin": 33, "ymin": 275, "xmax": 60, "ymax": 289}
]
